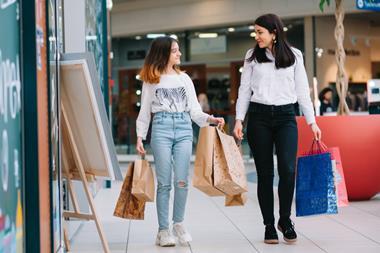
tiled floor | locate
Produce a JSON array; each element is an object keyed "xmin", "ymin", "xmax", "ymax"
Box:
[{"xmin": 68, "ymin": 163, "xmax": 380, "ymax": 253}]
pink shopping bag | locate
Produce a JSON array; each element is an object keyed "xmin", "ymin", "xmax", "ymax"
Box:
[{"xmin": 329, "ymin": 147, "xmax": 349, "ymax": 207}]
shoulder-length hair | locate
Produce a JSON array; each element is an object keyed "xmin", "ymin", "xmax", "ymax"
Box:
[
  {"xmin": 247, "ymin": 13, "xmax": 295, "ymax": 69},
  {"xmin": 139, "ymin": 36, "xmax": 181, "ymax": 84}
]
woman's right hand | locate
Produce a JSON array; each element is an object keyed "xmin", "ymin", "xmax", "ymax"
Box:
[
  {"xmin": 136, "ymin": 137, "xmax": 146, "ymax": 156},
  {"xmin": 233, "ymin": 120, "xmax": 244, "ymax": 140}
]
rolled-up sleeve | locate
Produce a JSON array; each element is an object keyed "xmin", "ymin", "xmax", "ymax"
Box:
[
  {"xmin": 136, "ymin": 83, "xmax": 153, "ymax": 140},
  {"xmin": 236, "ymin": 49, "xmax": 254, "ymax": 121},
  {"xmin": 293, "ymin": 49, "xmax": 316, "ymax": 125}
]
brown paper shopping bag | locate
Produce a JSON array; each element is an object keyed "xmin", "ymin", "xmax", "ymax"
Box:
[
  {"xmin": 213, "ymin": 128, "xmax": 248, "ymax": 196},
  {"xmin": 113, "ymin": 162, "xmax": 146, "ymax": 220},
  {"xmin": 193, "ymin": 126, "xmax": 224, "ymax": 196},
  {"xmin": 131, "ymin": 159, "xmax": 155, "ymax": 202},
  {"xmin": 225, "ymin": 193, "xmax": 248, "ymax": 206}
]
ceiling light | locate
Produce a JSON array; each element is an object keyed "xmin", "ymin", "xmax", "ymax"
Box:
[
  {"xmin": 147, "ymin": 33, "xmax": 165, "ymax": 39},
  {"xmin": 107, "ymin": 0, "xmax": 113, "ymax": 10},
  {"xmin": 135, "ymin": 35, "xmax": 142, "ymax": 40},
  {"xmin": 250, "ymin": 32, "xmax": 256, "ymax": 38},
  {"xmin": 248, "ymin": 25, "xmax": 255, "ymax": 30},
  {"xmin": 283, "ymin": 27, "xmax": 288, "ymax": 32},
  {"xmin": 228, "ymin": 27, "xmax": 235, "ymax": 32},
  {"xmin": 198, "ymin": 33, "xmax": 218, "ymax": 38}
]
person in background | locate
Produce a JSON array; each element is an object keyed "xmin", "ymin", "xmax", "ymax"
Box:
[
  {"xmin": 319, "ymin": 87, "xmax": 335, "ymax": 115},
  {"xmin": 233, "ymin": 14, "xmax": 321, "ymax": 244},
  {"xmin": 136, "ymin": 36, "xmax": 224, "ymax": 247},
  {"xmin": 197, "ymin": 93, "xmax": 210, "ymax": 112}
]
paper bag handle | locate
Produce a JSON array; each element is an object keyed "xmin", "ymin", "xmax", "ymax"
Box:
[{"xmin": 216, "ymin": 124, "xmax": 226, "ymax": 134}]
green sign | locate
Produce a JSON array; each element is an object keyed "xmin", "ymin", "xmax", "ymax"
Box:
[{"xmin": 0, "ymin": 1, "xmax": 23, "ymax": 252}]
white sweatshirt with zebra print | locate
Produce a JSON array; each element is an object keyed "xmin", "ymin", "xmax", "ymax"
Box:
[{"xmin": 136, "ymin": 72, "xmax": 210, "ymax": 140}]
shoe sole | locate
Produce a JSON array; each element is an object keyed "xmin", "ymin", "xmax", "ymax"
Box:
[
  {"xmin": 264, "ymin": 239, "xmax": 279, "ymax": 244},
  {"xmin": 155, "ymin": 238, "xmax": 176, "ymax": 247},
  {"xmin": 277, "ymin": 225, "xmax": 297, "ymax": 243},
  {"xmin": 155, "ymin": 241, "xmax": 176, "ymax": 247}
]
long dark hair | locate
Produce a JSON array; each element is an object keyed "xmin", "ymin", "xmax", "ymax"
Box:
[
  {"xmin": 318, "ymin": 87, "xmax": 333, "ymax": 101},
  {"xmin": 248, "ymin": 14, "xmax": 295, "ymax": 69},
  {"xmin": 140, "ymin": 36, "xmax": 181, "ymax": 84}
]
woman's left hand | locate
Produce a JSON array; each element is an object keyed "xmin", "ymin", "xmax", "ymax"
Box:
[
  {"xmin": 310, "ymin": 123, "xmax": 322, "ymax": 140},
  {"xmin": 209, "ymin": 116, "xmax": 225, "ymax": 128}
]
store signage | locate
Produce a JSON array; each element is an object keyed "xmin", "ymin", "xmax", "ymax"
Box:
[
  {"xmin": 191, "ymin": 35, "xmax": 227, "ymax": 55},
  {"xmin": 0, "ymin": 1, "xmax": 23, "ymax": 251},
  {"xmin": 0, "ymin": 0, "xmax": 17, "ymax": 10},
  {"xmin": 356, "ymin": 0, "xmax": 380, "ymax": 11}
]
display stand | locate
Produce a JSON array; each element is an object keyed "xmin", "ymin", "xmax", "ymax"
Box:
[
  {"xmin": 59, "ymin": 53, "xmax": 122, "ymax": 252},
  {"xmin": 61, "ymin": 105, "xmax": 109, "ymax": 252}
]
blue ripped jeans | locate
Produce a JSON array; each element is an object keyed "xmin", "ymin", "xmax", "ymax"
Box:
[{"xmin": 150, "ymin": 112, "xmax": 193, "ymax": 231}]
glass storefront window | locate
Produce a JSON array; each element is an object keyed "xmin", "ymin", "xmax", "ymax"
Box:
[{"xmin": 48, "ymin": 0, "xmax": 63, "ymax": 251}]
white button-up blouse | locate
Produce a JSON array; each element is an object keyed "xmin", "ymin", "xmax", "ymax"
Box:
[{"xmin": 235, "ymin": 47, "xmax": 316, "ymax": 125}]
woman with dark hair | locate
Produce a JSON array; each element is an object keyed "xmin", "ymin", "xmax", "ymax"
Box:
[
  {"xmin": 136, "ymin": 36, "xmax": 224, "ymax": 247},
  {"xmin": 319, "ymin": 87, "xmax": 335, "ymax": 115},
  {"xmin": 233, "ymin": 14, "xmax": 322, "ymax": 244}
]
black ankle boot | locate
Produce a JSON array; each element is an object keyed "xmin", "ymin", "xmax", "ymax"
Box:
[
  {"xmin": 264, "ymin": 224, "xmax": 279, "ymax": 244},
  {"xmin": 277, "ymin": 219, "xmax": 297, "ymax": 243}
]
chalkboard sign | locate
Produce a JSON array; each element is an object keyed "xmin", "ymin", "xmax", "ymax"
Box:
[{"xmin": 0, "ymin": 1, "xmax": 23, "ymax": 252}]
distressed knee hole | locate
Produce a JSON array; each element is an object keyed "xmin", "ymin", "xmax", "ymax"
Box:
[{"xmin": 177, "ymin": 181, "xmax": 187, "ymax": 188}]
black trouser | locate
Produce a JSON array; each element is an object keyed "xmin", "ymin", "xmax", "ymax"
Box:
[{"xmin": 247, "ymin": 102, "xmax": 298, "ymax": 225}]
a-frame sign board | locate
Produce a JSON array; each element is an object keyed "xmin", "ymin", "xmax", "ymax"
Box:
[{"xmin": 60, "ymin": 53, "xmax": 122, "ymax": 252}]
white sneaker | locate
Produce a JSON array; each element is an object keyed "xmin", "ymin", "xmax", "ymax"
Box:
[
  {"xmin": 173, "ymin": 222, "xmax": 192, "ymax": 244},
  {"xmin": 155, "ymin": 229, "xmax": 176, "ymax": 247}
]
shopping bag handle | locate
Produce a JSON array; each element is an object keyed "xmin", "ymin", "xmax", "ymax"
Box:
[
  {"xmin": 308, "ymin": 139, "xmax": 328, "ymax": 155},
  {"xmin": 216, "ymin": 124, "xmax": 226, "ymax": 134}
]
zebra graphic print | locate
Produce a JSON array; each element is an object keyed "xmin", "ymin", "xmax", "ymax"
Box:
[{"xmin": 154, "ymin": 87, "xmax": 188, "ymax": 111}]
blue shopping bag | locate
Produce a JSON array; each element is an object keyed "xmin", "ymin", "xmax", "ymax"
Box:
[{"xmin": 296, "ymin": 151, "xmax": 338, "ymax": 217}]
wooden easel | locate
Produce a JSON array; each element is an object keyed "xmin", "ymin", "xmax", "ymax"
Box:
[{"xmin": 61, "ymin": 104, "xmax": 110, "ymax": 253}]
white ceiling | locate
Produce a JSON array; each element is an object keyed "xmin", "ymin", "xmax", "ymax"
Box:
[{"xmin": 110, "ymin": 0, "xmax": 363, "ymax": 37}]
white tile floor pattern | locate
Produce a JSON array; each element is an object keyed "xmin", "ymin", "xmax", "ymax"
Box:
[{"xmin": 68, "ymin": 163, "xmax": 380, "ymax": 253}]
